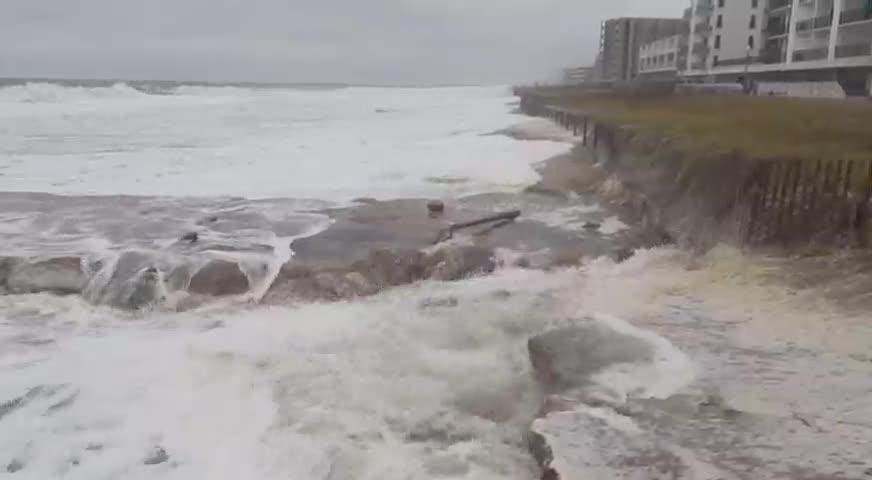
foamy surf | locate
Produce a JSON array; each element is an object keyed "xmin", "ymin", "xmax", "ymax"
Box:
[
  {"xmin": 0, "ymin": 83, "xmax": 568, "ymax": 201},
  {"xmin": 1, "ymin": 259, "xmax": 701, "ymax": 480},
  {"xmin": 3, "ymin": 82, "xmax": 870, "ymax": 480}
]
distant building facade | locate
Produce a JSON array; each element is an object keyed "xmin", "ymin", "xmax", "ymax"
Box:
[
  {"xmin": 684, "ymin": 0, "xmax": 872, "ymax": 96},
  {"xmin": 598, "ymin": 17, "xmax": 689, "ymax": 82},
  {"xmin": 687, "ymin": 0, "xmax": 764, "ymax": 71},
  {"xmin": 562, "ymin": 66, "xmax": 593, "ymax": 84},
  {"xmin": 638, "ymin": 34, "xmax": 686, "ymax": 79}
]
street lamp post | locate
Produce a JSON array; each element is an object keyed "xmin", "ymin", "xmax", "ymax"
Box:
[{"xmin": 744, "ymin": 45, "xmax": 752, "ymax": 93}]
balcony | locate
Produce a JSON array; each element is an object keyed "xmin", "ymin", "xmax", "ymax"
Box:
[
  {"xmin": 759, "ymin": 47, "xmax": 786, "ymax": 64},
  {"xmin": 792, "ymin": 47, "xmax": 829, "ymax": 62},
  {"xmin": 692, "ymin": 42, "xmax": 710, "ymax": 55},
  {"xmin": 690, "ymin": 61, "xmax": 707, "ymax": 70},
  {"xmin": 835, "ymin": 43, "xmax": 872, "ymax": 58},
  {"xmin": 765, "ymin": 21, "xmax": 788, "ymax": 36},
  {"xmin": 694, "ymin": 22, "xmax": 713, "ymax": 34},
  {"xmin": 796, "ymin": 14, "xmax": 834, "ymax": 32},
  {"xmin": 716, "ymin": 56, "xmax": 756, "ymax": 67},
  {"xmin": 767, "ymin": 0, "xmax": 792, "ymax": 12},
  {"xmin": 840, "ymin": 8, "xmax": 872, "ymax": 25},
  {"xmin": 695, "ymin": 0, "xmax": 714, "ymax": 12}
]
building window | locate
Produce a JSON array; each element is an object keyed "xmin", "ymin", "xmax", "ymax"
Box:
[
  {"xmin": 750, "ymin": 14, "xmax": 756, "ymax": 29},
  {"xmin": 752, "ymin": 0, "xmax": 758, "ymax": 7},
  {"xmin": 718, "ymin": 0, "xmax": 725, "ymax": 7},
  {"xmin": 717, "ymin": 15, "xmax": 723, "ymax": 28},
  {"xmin": 715, "ymin": 35, "xmax": 722, "ymax": 48},
  {"xmin": 748, "ymin": 35, "xmax": 755, "ymax": 48},
  {"xmin": 713, "ymin": 56, "xmax": 719, "ymax": 66}
]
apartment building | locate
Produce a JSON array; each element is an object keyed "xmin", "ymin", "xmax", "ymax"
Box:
[
  {"xmin": 763, "ymin": 0, "xmax": 872, "ymax": 65},
  {"xmin": 684, "ymin": 0, "xmax": 872, "ymax": 95},
  {"xmin": 598, "ymin": 17, "xmax": 688, "ymax": 82},
  {"xmin": 687, "ymin": 0, "xmax": 764, "ymax": 71},
  {"xmin": 561, "ymin": 66, "xmax": 593, "ymax": 85},
  {"xmin": 638, "ymin": 34, "xmax": 687, "ymax": 79}
]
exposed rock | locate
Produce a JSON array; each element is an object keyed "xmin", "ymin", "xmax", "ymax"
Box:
[
  {"xmin": 313, "ymin": 271, "xmax": 375, "ymax": 299},
  {"xmin": 83, "ymin": 251, "xmax": 166, "ymax": 309},
  {"xmin": 188, "ymin": 259, "xmax": 250, "ymax": 296},
  {"xmin": 143, "ymin": 446, "xmax": 169, "ymax": 465},
  {"xmin": 107, "ymin": 251, "xmax": 153, "ymax": 282},
  {"xmin": 427, "ymin": 200, "xmax": 446, "ymax": 217},
  {"xmin": 266, "ymin": 245, "xmax": 500, "ymax": 304},
  {"xmin": 610, "ymin": 247, "xmax": 636, "ymax": 263},
  {"xmin": 425, "ymin": 246, "xmax": 495, "ymax": 281},
  {"xmin": 355, "ymin": 248, "xmax": 426, "ymax": 288},
  {"xmin": 344, "ymin": 271, "xmax": 376, "ymax": 295},
  {"xmin": 528, "ymin": 428, "xmax": 556, "ymax": 480},
  {"xmin": 179, "ymin": 231, "xmax": 199, "ymax": 243},
  {"xmin": 527, "ymin": 324, "xmax": 653, "ymax": 394},
  {"xmin": 552, "ymin": 247, "xmax": 587, "ymax": 268},
  {"xmin": 165, "ymin": 263, "xmax": 194, "ymax": 292},
  {"xmin": 583, "ymin": 221, "xmax": 601, "ymax": 231},
  {"xmin": 107, "ymin": 266, "xmax": 167, "ymax": 310},
  {"xmin": 530, "ymin": 409, "xmax": 696, "ymax": 480},
  {"xmin": 6, "ymin": 256, "xmax": 86, "ymax": 295},
  {"xmin": 263, "ymin": 263, "xmax": 350, "ymax": 303}
]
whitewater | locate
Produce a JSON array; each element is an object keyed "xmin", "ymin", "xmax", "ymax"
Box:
[{"xmin": 1, "ymin": 82, "xmax": 871, "ymax": 480}]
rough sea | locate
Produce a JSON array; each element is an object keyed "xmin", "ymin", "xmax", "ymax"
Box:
[{"xmin": 1, "ymin": 81, "xmax": 870, "ymax": 480}]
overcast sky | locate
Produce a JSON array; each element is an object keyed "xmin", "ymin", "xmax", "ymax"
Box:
[{"xmin": 0, "ymin": 0, "xmax": 688, "ymax": 85}]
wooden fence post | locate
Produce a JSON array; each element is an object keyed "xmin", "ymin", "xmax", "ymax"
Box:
[
  {"xmin": 857, "ymin": 159, "xmax": 872, "ymax": 246},
  {"xmin": 842, "ymin": 160, "xmax": 854, "ymax": 229},
  {"xmin": 784, "ymin": 161, "xmax": 803, "ymax": 242},
  {"xmin": 804, "ymin": 159, "xmax": 823, "ymax": 237},
  {"xmin": 745, "ymin": 162, "xmax": 770, "ymax": 244},
  {"xmin": 770, "ymin": 161, "xmax": 789, "ymax": 240}
]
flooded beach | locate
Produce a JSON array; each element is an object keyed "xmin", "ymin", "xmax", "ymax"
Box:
[{"xmin": 1, "ymin": 82, "xmax": 870, "ymax": 480}]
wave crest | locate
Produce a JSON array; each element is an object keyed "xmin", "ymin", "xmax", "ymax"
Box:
[{"xmin": 0, "ymin": 82, "xmax": 146, "ymax": 103}]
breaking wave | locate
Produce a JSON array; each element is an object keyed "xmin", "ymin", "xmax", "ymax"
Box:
[{"xmin": 0, "ymin": 82, "xmax": 148, "ymax": 104}]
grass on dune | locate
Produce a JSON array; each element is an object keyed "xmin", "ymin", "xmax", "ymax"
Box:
[{"xmin": 538, "ymin": 90, "xmax": 872, "ymax": 162}]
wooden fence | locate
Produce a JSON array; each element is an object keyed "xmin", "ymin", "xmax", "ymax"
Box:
[
  {"xmin": 519, "ymin": 94, "xmax": 872, "ymax": 247},
  {"xmin": 742, "ymin": 158, "xmax": 872, "ymax": 246}
]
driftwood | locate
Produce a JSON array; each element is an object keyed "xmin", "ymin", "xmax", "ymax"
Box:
[{"xmin": 434, "ymin": 210, "xmax": 521, "ymax": 243}]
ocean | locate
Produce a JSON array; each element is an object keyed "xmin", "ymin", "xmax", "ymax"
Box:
[{"xmin": 1, "ymin": 81, "xmax": 870, "ymax": 480}]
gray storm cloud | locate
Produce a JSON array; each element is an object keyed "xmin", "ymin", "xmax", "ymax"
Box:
[{"xmin": 0, "ymin": 0, "xmax": 689, "ymax": 84}]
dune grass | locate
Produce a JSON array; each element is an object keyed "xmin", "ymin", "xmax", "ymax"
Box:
[{"xmin": 537, "ymin": 90, "xmax": 872, "ymax": 162}]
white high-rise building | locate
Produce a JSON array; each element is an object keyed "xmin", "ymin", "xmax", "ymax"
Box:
[
  {"xmin": 684, "ymin": 0, "xmax": 872, "ymax": 95},
  {"xmin": 686, "ymin": 0, "xmax": 764, "ymax": 71}
]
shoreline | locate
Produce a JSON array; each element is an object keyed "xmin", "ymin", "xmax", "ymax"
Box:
[
  {"xmin": 3, "ymin": 99, "xmax": 872, "ymax": 479},
  {"xmin": 508, "ymin": 93, "xmax": 872, "ymax": 480}
]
